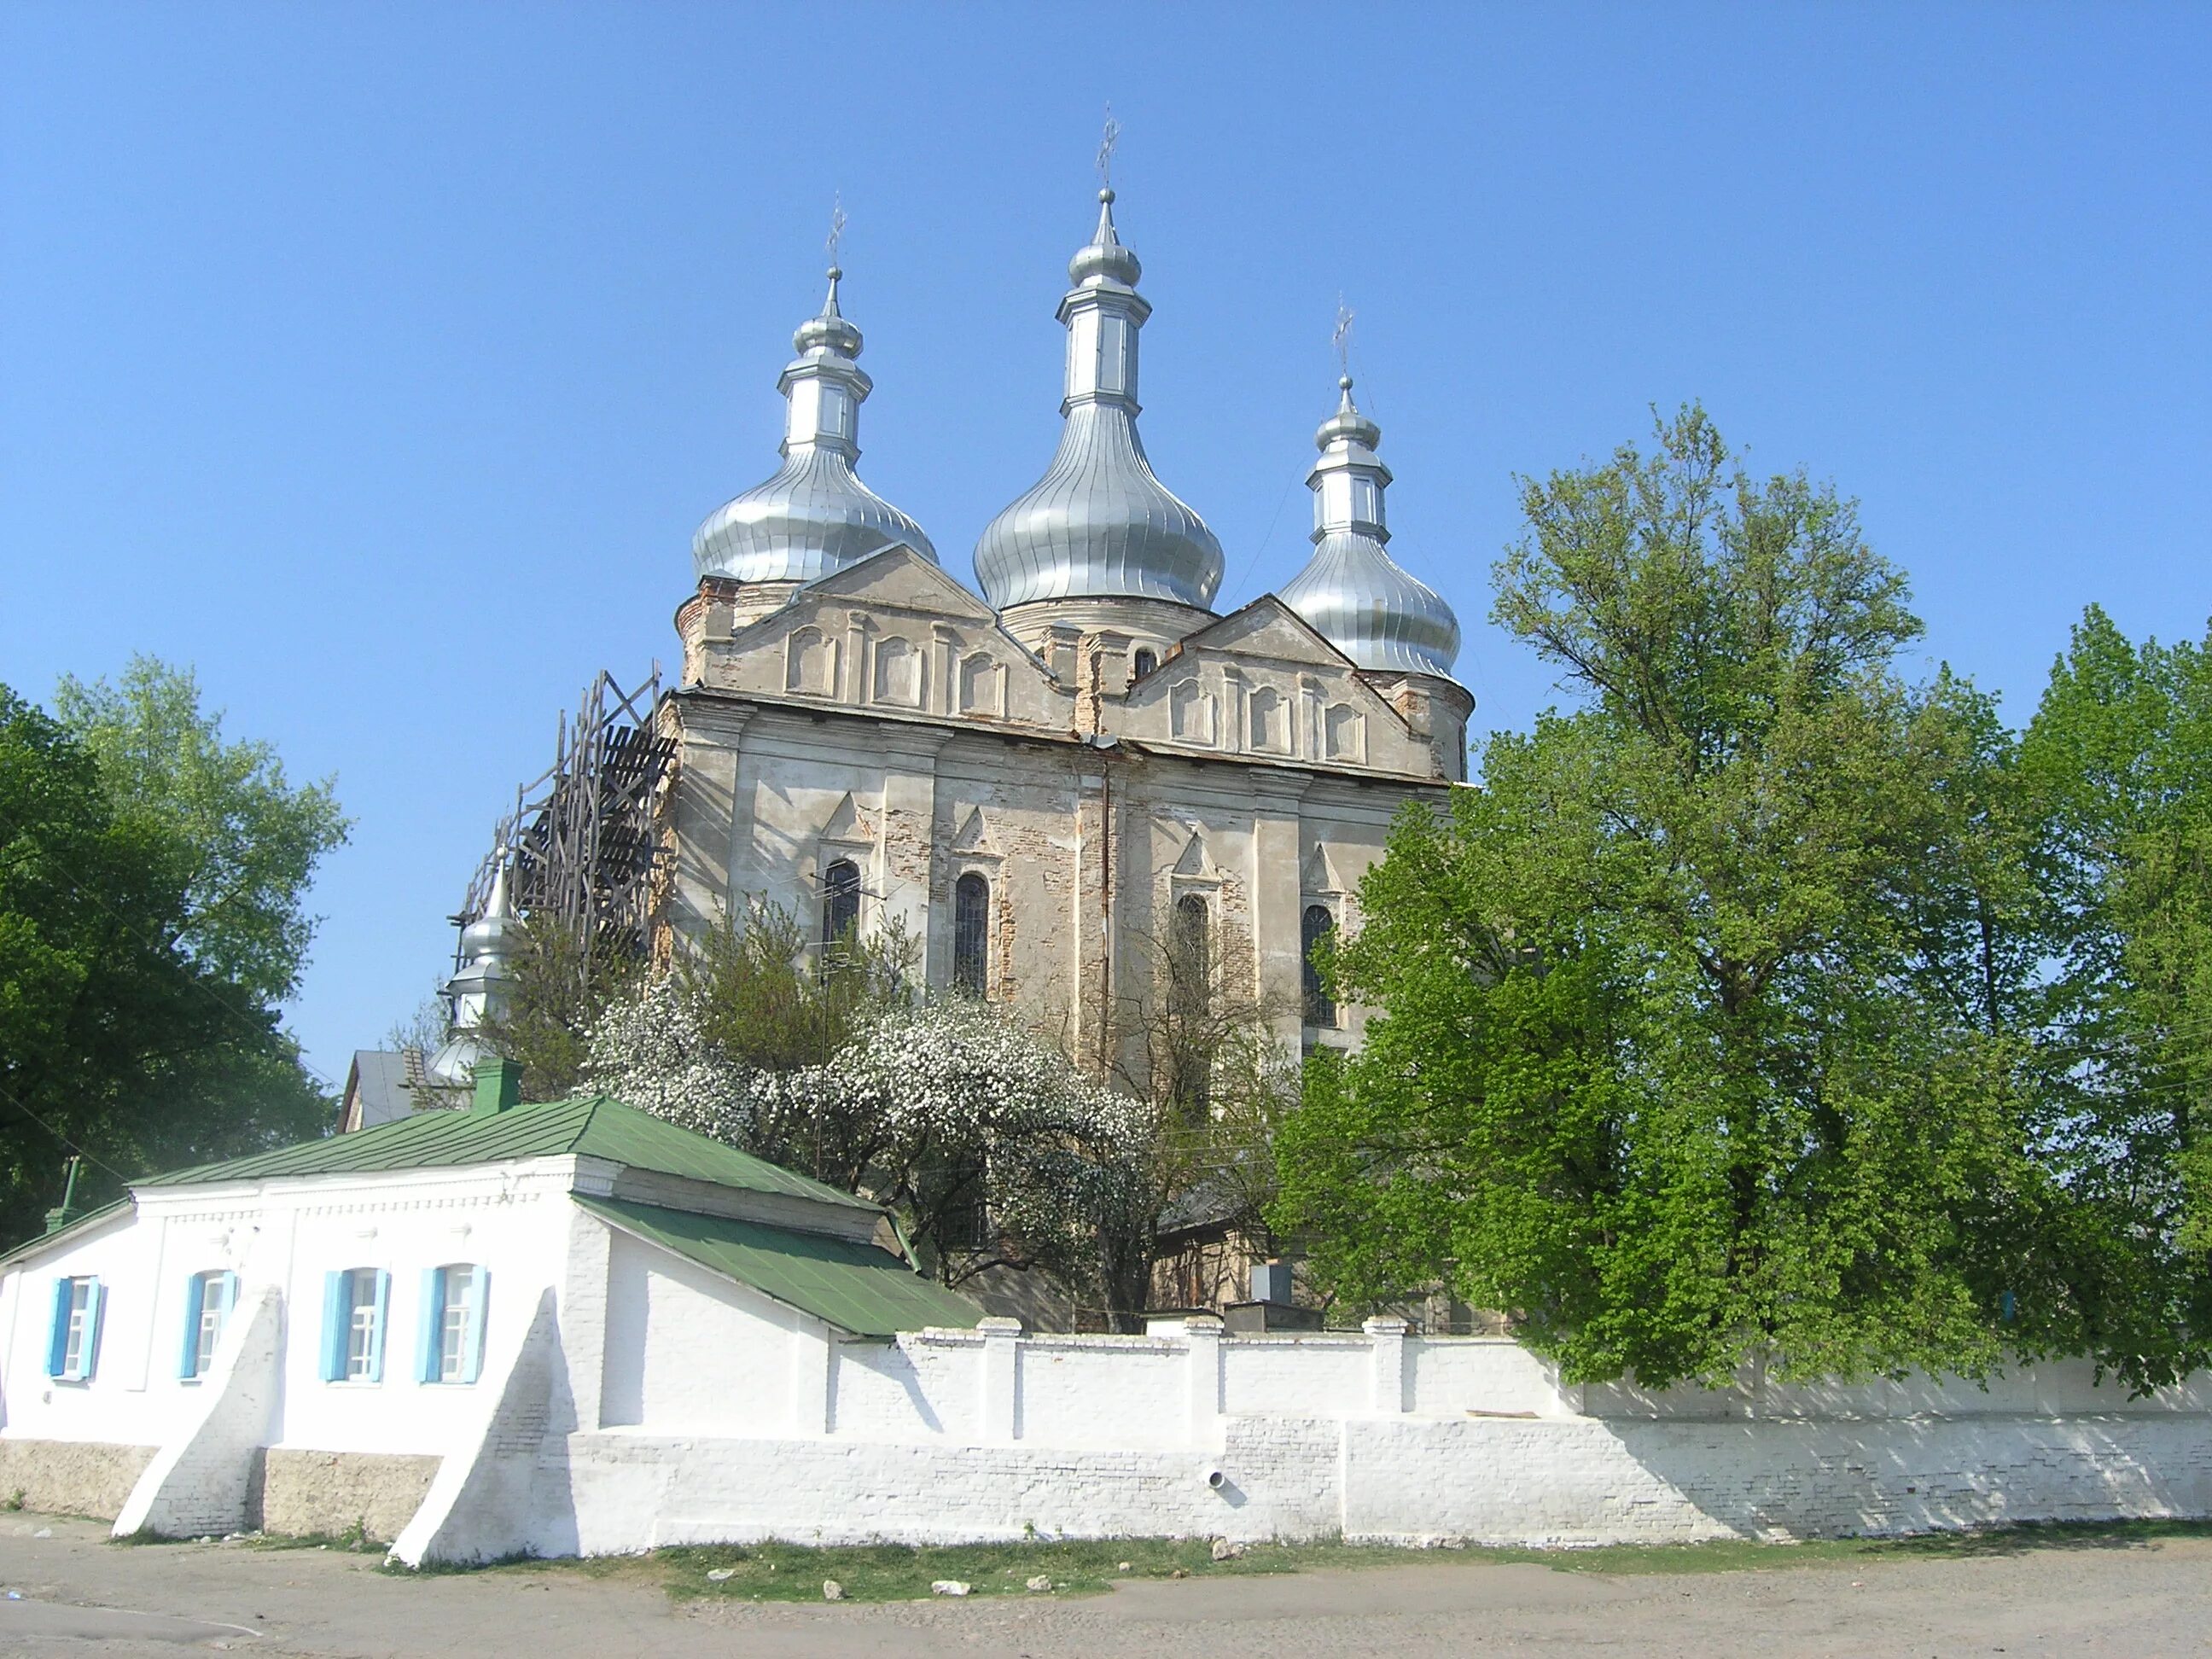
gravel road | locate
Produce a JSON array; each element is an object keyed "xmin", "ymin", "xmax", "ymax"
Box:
[{"xmin": 0, "ymin": 1514, "xmax": 2203, "ymax": 1656}]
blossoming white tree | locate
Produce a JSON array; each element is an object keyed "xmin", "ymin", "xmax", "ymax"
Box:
[{"xmin": 584, "ymin": 959, "xmax": 1152, "ymax": 1302}]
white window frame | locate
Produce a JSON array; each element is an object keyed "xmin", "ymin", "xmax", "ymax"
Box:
[
  {"xmin": 345, "ymin": 1271, "xmax": 381, "ymax": 1382},
  {"xmin": 438, "ymin": 1266, "xmax": 475, "ymax": 1383},
  {"xmin": 183, "ymin": 1269, "xmax": 238, "ymax": 1382},
  {"xmin": 61, "ymin": 1278, "xmax": 94, "ymax": 1379}
]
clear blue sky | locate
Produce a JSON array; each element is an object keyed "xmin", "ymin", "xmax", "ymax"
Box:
[{"xmin": 3, "ymin": 3, "xmax": 2206, "ymax": 1090}]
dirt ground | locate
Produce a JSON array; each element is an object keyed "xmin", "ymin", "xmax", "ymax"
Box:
[{"xmin": 0, "ymin": 1514, "xmax": 2206, "ymax": 1657}]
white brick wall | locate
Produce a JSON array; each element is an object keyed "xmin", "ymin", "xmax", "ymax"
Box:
[{"xmin": 15, "ymin": 1183, "xmax": 2212, "ymax": 1563}]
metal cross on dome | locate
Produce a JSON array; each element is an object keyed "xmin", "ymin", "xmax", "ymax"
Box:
[
  {"xmin": 1097, "ymin": 106, "xmax": 1121, "ymax": 188},
  {"xmin": 826, "ymin": 196, "xmax": 847, "ymax": 265},
  {"xmin": 1333, "ymin": 300, "xmax": 1355, "ymax": 375}
]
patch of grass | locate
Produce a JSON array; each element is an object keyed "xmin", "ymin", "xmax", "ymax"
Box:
[
  {"xmin": 657, "ymin": 1537, "xmax": 1289, "ymax": 1602},
  {"xmin": 364, "ymin": 1517, "xmax": 2212, "ymax": 1602},
  {"xmin": 242, "ymin": 1530, "xmax": 379, "ymax": 1553}
]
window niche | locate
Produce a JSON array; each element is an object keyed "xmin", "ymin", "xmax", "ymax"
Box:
[
  {"xmin": 785, "ymin": 626, "xmax": 835, "ymax": 696},
  {"xmin": 1249, "ymin": 686, "xmax": 1288, "ymax": 753},
  {"xmin": 1301, "ymin": 904, "xmax": 1339, "ymax": 1027},
  {"xmin": 872, "ymin": 636, "xmax": 922, "ymax": 707},
  {"xmin": 952, "ymin": 872, "xmax": 990, "ymax": 998},
  {"xmin": 820, "ymin": 858, "xmax": 862, "ymax": 971}
]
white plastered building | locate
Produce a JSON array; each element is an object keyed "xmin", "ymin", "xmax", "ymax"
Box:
[{"xmin": 4, "ymin": 1068, "xmax": 2206, "ymax": 1560}]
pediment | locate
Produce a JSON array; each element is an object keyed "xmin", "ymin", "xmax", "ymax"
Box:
[
  {"xmin": 1169, "ymin": 824, "xmax": 1213, "ymax": 877},
  {"xmin": 1302, "ymin": 843, "xmax": 1343, "ymax": 894},
  {"xmin": 1179, "ymin": 597, "xmax": 1353, "ymax": 670},
  {"xmin": 819, "ymin": 791, "xmax": 874, "ymax": 845},
  {"xmin": 797, "ymin": 544, "xmax": 998, "ymax": 623},
  {"xmin": 949, "ymin": 806, "xmax": 999, "ymax": 857}
]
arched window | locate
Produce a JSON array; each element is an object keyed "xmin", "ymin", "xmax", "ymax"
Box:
[
  {"xmin": 1132, "ymin": 647, "xmax": 1157, "ymax": 680},
  {"xmin": 952, "ymin": 873, "xmax": 990, "ymax": 997},
  {"xmin": 1302, "ymin": 905, "xmax": 1337, "ymax": 1027},
  {"xmin": 1172, "ymin": 893, "xmax": 1210, "ymax": 1014},
  {"xmin": 1169, "ymin": 893, "xmax": 1212, "ymax": 1115},
  {"xmin": 821, "ymin": 859, "xmax": 861, "ymax": 968}
]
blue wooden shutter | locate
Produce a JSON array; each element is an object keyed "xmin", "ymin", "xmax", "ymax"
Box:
[
  {"xmin": 45, "ymin": 1279, "xmax": 70, "ymax": 1378},
  {"xmin": 178, "ymin": 1274, "xmax": 207, "ymax": 1378},
  {"xmin": 319, "ymin": 1271, "xmax": 347, "ymax": 1382},
  {"xmin": 463, "ymin": 1268, "xmax": 489, "ymax": 1384},
  {"xmin": 79, "ymin": 1280, "xmax": 104, "ymax": 1381},
  {"xmin": 416, "ymin": 1268, "xmax": 443, "ymax": 1383},
  {"xmin": 366, "ymin": 1270, "xmax": 390, "ymax": 1383}
]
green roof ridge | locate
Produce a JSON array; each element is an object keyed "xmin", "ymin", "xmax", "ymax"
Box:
[
  {"xmin": 136, "ymin": 1091, "xmax": 874, "ymax": 1212},
  {"xmin": 574, "ymin": 1194, "xmax": 981, "ymax": 1338}
]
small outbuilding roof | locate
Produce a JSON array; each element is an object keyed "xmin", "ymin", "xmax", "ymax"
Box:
[
  {"xmin": 575, "ymin": 1194, "xmax": 981, "ymax": 1338},
  {"xmin": 139, "ymin": 1092, "xmax": 876, "ymax": 1213},
  {"xmin": 341, "ymin": 1049, "xmax": 419, "ymax": 1132}
]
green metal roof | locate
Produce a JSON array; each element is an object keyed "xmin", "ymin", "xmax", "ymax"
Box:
[
  {"xmin": 574, "ymin": 1194, "xmax": 981, "ymax": 1338},
  {"xmin": 0, "ymin": 1199, "xmax": 132, "ymax": 1270},
  {"xmin": 137, "ymin": 1095, "xmax": 875, "ymax": 1211}
]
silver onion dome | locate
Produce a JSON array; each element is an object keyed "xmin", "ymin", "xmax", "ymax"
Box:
[
  {"xmin": 692, "ymin": 266, "xmax": 936, "ymax": 585},
  {"xmin": 973, "ymin": 189, "xmax": 1223, "ymax": 609},
  {"xmin": 1280, "ymin": 376, "xmax": 1461, "ymax": 679},
  {"xmin": 427, "ymin": 849, "xmax": 520, "ymax": 1094}
]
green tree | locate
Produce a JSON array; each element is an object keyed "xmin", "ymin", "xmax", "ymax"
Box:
[
  {"xmin": 0, "ymin": 672, "xmax": 339, "ymax": 1243},
  {"xmin": 1274, "ymin": 406, "xmax": 2055, "ymax": 1388},
  {"xmin": 2012, "ymin": 607, "xmax": 2212, "ymax": 1372},
  {"xmin": 55, "ymin": 657, "xmax": 347, "ymax": 1005}
]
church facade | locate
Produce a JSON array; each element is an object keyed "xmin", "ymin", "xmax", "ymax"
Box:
[{"xmin": 660, "ymin": 187, "xmax": 1472, "ymax": 1080}]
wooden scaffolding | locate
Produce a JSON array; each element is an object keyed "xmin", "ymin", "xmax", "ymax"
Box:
[{"xmin": 455, "ymin": 667, "xmax": 675, "ymax": 985}]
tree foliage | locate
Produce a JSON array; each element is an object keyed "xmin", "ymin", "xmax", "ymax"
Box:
[
  {"xmin": 2012, "ymin": 607, "xmax": 2212, "ymax": 1368},
  {"xmin": 0, "ymin": 666, "xmax": 345, "ymax": 1243},
  {"xmin": 55, "ymin": 657, "xmax": 346, "ymax": 1005},
  {"xmin": 579, "ymin": 905, "xmax": 1149, "ymax": 1300},
  {"xmin": 1274, "ymin": 406, "xmax": 2079, "ymax": 1387}
]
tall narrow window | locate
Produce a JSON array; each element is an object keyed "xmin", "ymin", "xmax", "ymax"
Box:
[
  {"xmin": 180, "ymin": 1270, "xmax": 238, "ymax": 1380},
  {"xmin": 1172, "ymin": 893, "xmax": 1211, "ymax": 1014},
  {"xmin": 47, "ymin": 1276, "xmax": 103, "ymax": 1382},
  {"xmin": 821, "ymin": 858, "xmax": 861, "ymax": 968},
  {"xmin": 416, "ymin": 1265, "xmax": 491, "ymax": 1385},
  {"xmin": 1132, "ymin": 647, "xmax": 1157, "ymax": 679},
  {"xmin": 439, "ymin": 1266, "xmax": 474, "ymax": 1380},
  {"xmin": 320, "ymin": 1267, "xmax": 389, "ymax": 1383},
  {"xmin": 346, "ymin": 1273, "xmax": 381, "ymax": 1380},
  {"xmin": 931, "ymin": 1148, "xmax": 992, "ymax": 1251},
  {"xmin": 1167, "ymin": 893, "xmax": 1214, "ymax": 1115},
  {"xmin": 952, "ymin": 873, "xmax": 990, "ymax": 998},
  {"xmin": 1302, "ymin": 905, "xmax": 1338, "ymax": 1027}
]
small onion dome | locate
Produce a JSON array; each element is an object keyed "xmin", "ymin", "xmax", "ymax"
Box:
[
  {"xmin": 973, "ymin": 190, "xmax": 1223, "ymax": 610},
  {"xmin": 692, "ymin": 266, "xmax": 936, "ymax": 586},
  {"xmin": 428, "ymin": 853, "xmax": 521, "ymax": 1091},
  {"xmin": 1279, "ymin": 376, "xmax": 1461, "ymax": 679}
]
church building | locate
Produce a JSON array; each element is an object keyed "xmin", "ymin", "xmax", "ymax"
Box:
[{"xmin": 662, "ymin": 185, "xmax": 1471, "ymax": 1078}]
